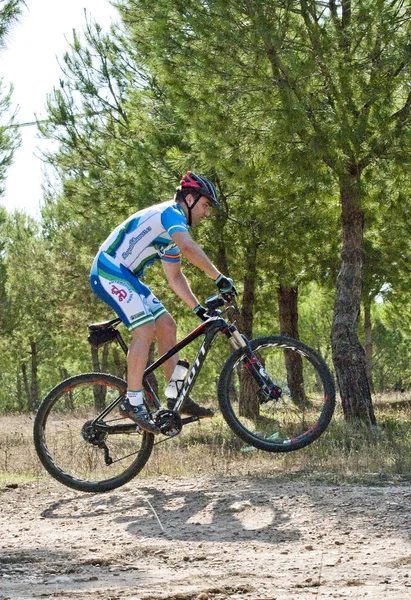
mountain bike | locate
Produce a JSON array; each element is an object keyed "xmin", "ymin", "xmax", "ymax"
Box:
[{"xmin": 33, "ymin": 294, "xmax": 336, "ymax": 493}]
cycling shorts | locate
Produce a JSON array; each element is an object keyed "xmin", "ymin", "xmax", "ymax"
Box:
[{"xmin": 90, "ymin": 251, "xmax": 167, "ymax": 331}]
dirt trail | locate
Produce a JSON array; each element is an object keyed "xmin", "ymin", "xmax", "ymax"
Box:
[{"xmin": 1, "ymin": 476, "xmax": 411, "ymax": 599}]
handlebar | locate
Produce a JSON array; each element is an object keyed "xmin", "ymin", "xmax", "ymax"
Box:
[{"xmin": 204, "ymin": 293, "xmax": 237, "ymax": 318}]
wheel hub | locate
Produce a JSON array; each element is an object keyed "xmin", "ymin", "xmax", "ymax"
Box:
[{"xmin": 81, "ymin": 420, "xmax": 107, "ymax": 444}]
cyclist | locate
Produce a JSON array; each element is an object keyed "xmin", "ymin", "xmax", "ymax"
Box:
[{"xmin": 90, "ymin": 172, "xmax": 237, "ymax": 434}]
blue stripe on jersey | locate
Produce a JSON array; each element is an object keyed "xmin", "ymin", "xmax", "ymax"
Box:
[
  {"xmin": 106, "ymin": 217, "xmax": 141, "ymax": 256},
  {"xmin": 161, "ymin": 205, "xmax": 188, "ymax": 234}
]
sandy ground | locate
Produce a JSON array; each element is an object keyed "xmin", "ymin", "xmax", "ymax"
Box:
[{"xmin": 1, "ymin": 475, "xmax": 411, "ymax": 600}]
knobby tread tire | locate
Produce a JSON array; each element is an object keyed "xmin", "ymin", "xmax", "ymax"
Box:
[
  {"xmin": 217, "ymin": 335, "xmax": 336, "ymax": 452},
  {"xmin": 33, "ymin": 372, "xmax": 154, "ymax": 493}
]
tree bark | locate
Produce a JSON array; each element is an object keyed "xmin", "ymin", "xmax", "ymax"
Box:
[
  {"xmin": 239, "ymin": 240, "xmax": 258, "ymax": 340},
  {"xmin": 101, "ymin": 344, "xmax": 109, "ymax": 374},
  {"xmin": 145, "ymin": 342, "xmax": 159, "ymax": 396},
  {"xmin": 277, "ymin": 285, "xmax": 306, "ymax": 407},
  {"xmin": 59, "ymin": 367, "xmax": 74, "ymax": 410},
  {"xmin": 30, "ymin": 341, "xmax": 39, "ymax": 410},
  {"xmin": 16, "ymin": 368, "xmax": 24, "ymax": 411},
  {"xmin": 90, "ymin": 345, "xmax": 107, "ymax": 411},
  {"xmin": 363, "ymin": 297, "xmax": 374, "ymax": 394},
  {"xmin": 112, "ymin": 346, "xmax": 126, "ymax": 379},
  {"xmin": 91, "ymin": 345, "xmax": 100, "ymax": 372},
  {"xmin": 278, "ymin": 285, "xmax": 299, "ymax": 339},
  {"xmin": 239, "ymin": 239, "xmax": 259, "ymax": 418},
  {"xmin": 331, "ymin": 171, "xmax": 376, "ymax": 425},
  {"xmin": 21, "ymin": 363, "xmax": 30, "ymax": 411}
]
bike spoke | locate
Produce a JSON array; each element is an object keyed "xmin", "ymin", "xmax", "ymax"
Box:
[
  {"xmin": 34, "ymin": 373, "xmax": 153, "ymax": 492},
  {"xmin": 218, "ymin": 336, "xmax": 335, "ymax": 452}
]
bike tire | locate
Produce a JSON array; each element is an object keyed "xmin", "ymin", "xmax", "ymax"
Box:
[
  {"xmin": 34, "ymin": 373, "xmax": 154, "ymax": 493},
  {"xmin": 218, "ymin": 335, "xmax": 336, "ymax": 452}
]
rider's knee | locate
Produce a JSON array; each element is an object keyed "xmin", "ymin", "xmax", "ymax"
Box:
[
  {"xmin": 130, "ymin": 321, "xmax": 156, "ymax": 343},
  {"xmin": 156, "ymin": 313, "xmax": 177, "ymax": 337}
]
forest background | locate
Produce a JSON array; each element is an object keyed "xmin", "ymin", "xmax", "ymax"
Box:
[{"xmin": 1, "ymin": 0, "xmax": 411, "ymax": 431}]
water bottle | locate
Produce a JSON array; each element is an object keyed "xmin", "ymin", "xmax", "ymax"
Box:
[{"xmin": 165, "ymin": 359, "xmax": 189, "ymax": 399}]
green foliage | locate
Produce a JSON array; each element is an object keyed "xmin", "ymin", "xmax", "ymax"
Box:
[
  {"xmin": 0, "ymin": 81, "xmax": 19, "ymax": 196},
  {"xmin": 0, "ymin": 0, "xmax": 24, "ymax": 196},
  {"xmin": 372, "ymin": 301, "xmax": 411, "ymax": 392},
  {"xmin": 1, "ymin": 1, "xmax": 411, "ymax": 421},
  {"xmin": 0, "ymin": 0, "xmax": 24, "ymax": 49}
]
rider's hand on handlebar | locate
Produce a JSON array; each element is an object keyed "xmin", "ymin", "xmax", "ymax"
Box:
[
  {"xmin": 193, "ymin": 304, "xmax": 210, "ymax": 322},
  {"xmin": 215, "ymin": 274, "xmax": 238, "ymax": 302}
]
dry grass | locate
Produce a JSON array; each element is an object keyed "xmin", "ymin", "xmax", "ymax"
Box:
[
  {"xmin": 0, "ymin": 414, "xmax": 45, "ymax": 484},
  {"xmin": 1, "ymin": 392, "xmax": 411, "ymax": 487}
]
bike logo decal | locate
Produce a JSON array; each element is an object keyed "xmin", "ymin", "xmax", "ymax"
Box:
[
  {"xmin": 185, "ymin": 344, "xmax": 207, "ymax": 388},
  {"xmin": 259, "ymin": 366, "xmax": 269, "ymax": 379},
  {"xmin": 111, "ymin": 285, "xmax": 128, "ymax": 302}
]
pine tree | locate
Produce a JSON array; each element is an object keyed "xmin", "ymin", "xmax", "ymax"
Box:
[{"xmin": 0, "ymin": 0, "xmax": 24, "ymax": 197}]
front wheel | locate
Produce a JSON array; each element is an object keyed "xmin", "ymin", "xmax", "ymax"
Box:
[
  {"xmin": 218, "ymin": 335, "xmax": 336, "ymax": 452},
  {"xmin": 34, "ymin": 373, "xmax": 154, "ymax": 493}
]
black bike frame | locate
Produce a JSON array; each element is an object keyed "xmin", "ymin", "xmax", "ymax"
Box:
[
  {"xmin": 90, "ymin": 315, "xmax": 232, "ymax": 432},
  {"xmin": 142, "ymin": 316, "xmax": 229, "ymax": 412},
  {"xmin": 91, "ymin": 305, "xmax": 275, "ymax": 429}
]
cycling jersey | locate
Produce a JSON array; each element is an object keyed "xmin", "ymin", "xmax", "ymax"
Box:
[
  {"xmin": 100, "ymin": 200, "xmax": 188, "ymax": 277},
  {"xmin": 90, "ymin": 200, "xmax": 189, "ymax": 331}
]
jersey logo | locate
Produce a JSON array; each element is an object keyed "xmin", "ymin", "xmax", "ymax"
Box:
[
  {"xmin": 111, "ymin": 285, "xmax": 128, "ymax": 302},
  {"xmin": 121, "ymin": 226, "xmax": 152, "ymax": 260}
]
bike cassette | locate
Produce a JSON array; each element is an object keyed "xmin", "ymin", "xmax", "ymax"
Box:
[
  {"xmin": 81, "ymin": 420, "xmax": 107, "ymax": 444},
  {"xmin": 155, "ymin": 409, "xmax": 183, "ymax": 437}
]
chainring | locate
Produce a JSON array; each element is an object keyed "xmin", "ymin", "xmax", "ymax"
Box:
[{"xmin": 155, "ymin": 409, "xmax": 183, "ymax": 437}]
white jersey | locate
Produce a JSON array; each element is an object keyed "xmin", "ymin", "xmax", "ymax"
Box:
[{"xmin": 100, "ymin": 201, "xmax": 188, "ymax": 277}]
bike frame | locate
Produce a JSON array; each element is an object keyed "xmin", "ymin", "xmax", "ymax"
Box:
[
  {"xmin": 90, "ymin": 302, "xmax": 277, "ymax": 432},
  {"xmin": 142, "ymin": 316, "xmax": 232, "ymax": 413},
  {"xmin": 90, "ymin": 314, "xmax": 240, "ymax": 432}
]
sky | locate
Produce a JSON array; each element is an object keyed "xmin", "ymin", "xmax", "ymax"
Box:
[{"xmin": 1, "ymin": 0, "xmax": 119, "ymax": 218}]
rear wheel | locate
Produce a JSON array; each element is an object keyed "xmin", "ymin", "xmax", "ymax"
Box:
[
  {"xmin": 218, "ymin": 335, "xmax": 335, "ymax": 452},
  {"xmin": 34, "ymin": 373, "xmax": 154, "ymax": 492}
]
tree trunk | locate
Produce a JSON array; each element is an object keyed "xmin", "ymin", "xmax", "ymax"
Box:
[
  {"xmin": 21, "ymin": 363, "xmax": 30, "ymax": 410},
  {"xmin": 30, "ymin": 341, "xmax": 39, "ymax": 410},
  {"xmin": 363, "ymin": 297, "xmax": 374, "ymax": 394},
  {"xmin": 278, "ymin": 285, "xmax": 299, "ymax": 339},
  {"xmin": 112, "ymin": 346, "xmax": 126, "ymax": 379},
  {"xmin": 59, "ymin": 367, "xmax": 74, "ymax": 410},
  {"xmin": 101, "ymin": 344, "xmax": 109, "ymax": 373},
  {"xmin": 90, "ymin": 345, "xmax": 106, "ymax": 411},
  {"xmin": 331, "ymin": 171, "xmax": 376, "ymax": 425},
  {"xmin": 239, "ymin": 239, "xmax": 259, "ymax": 418},
  {"xmin": 91, "ymin": 345, "xmax": 100, "ymax": 371},
  {"xmin": 16, "ymin": 368, "xmax": 24, "ymax": 411},
  {"xmin": 214, "ymin": 189, "xmax": 230, "ymax": 274},
  {"xmin": 277, "ymin": 285, "xmax": 306, "ymax": 407}
]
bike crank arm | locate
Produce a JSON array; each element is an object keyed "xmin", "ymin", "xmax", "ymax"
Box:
[{"xmin": 181, "ymin": 416, "xmax": 200, "ymax": 425}]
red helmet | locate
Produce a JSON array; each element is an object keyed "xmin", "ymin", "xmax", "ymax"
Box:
[{"xmin": 178, "ymin": 171, "xmax": 220, "ymax": 209}]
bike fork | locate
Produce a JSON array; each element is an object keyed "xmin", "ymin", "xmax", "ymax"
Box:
[
  {"xmin": 223, "ymin": 326, "xmax": 282, "ymax": 401},
  {"xmin": 242, "ymin": 348, "xmax": 283, "ymax": 402}
]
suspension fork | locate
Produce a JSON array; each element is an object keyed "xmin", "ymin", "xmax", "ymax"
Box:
[{"xmin": 224, "ymin": 325, "xmax": 282, "ymax": 401}]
